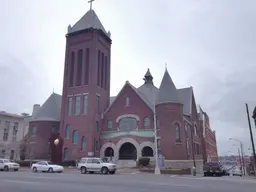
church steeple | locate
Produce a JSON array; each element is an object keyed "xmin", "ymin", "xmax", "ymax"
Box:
[{"xmin": 143, "ymin": 68, "xmax": 154, "ymax": 85}]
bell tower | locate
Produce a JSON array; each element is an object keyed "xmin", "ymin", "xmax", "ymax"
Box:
[{"xmin": 60, "ymin": 4, "xmax": 112, "ymax": 160}]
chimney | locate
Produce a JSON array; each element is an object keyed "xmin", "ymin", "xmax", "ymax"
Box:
[{"xmin": 32, "ymin": 104, "xmax": 40, "ymax": 116}]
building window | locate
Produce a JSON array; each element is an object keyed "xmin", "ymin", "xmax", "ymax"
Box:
[
  {"xmin": 194, "ymin": 125, "xmax": 197, "ymax": 137},
  {"xmin": 96, "ymin": 95, "xmax": 100, "ymax": 113},
  {"xmin": 96, "ymin": 121, "xmax": 99, "ymax": 132},
  {"xmin": 95, "ymin": 140, "xmax": 99, "ymax": 151},
  {"xmin": 12, "ymin": 122, "xmax": 18, "ymax": 141},
  {"xmin": 186, "ymin": 138, "xmax": 189, "ymax": 155},
  {"xmin": 104, "ymin": 56, "xmax": 108, "ymax": 89},
  {"xmin": 83, "ymin": 94, "xmax": 88, "ymax": 114},
  {"xmin": 143, "ymin": 117, "xmax": 150, "ymax": 129},
  {"xmin": 3, "ymin": 128, "xmax": 8, "ymax": 141},
  {"xmin": 97, "ymin": 50, "xmax": 101, "ymax": 86},
  {"xmin": 107, "ymin": 120, "xmax": 112, "ymax": 129},
  {"xmin": 64, "ymin": 148, "xmax": 68, "ymax": 160},
  {"xmin": 118, "ymin": 117, "xmax": 137, "ymax": 131},
  {"xmin": 72, "ymin": 130, "xmax": 78, "ymax": 144},
  {"xmin": 175, "ymin": 124, "xmax": 181, "ymax": 142},
  {"xmin": 101, "ymin": 52, "xmax": 104, "ymax": 88},
  {"xmin": 84, "ymin": 48, "xmax": 90, "ymax": 85},
  {"xmin": 68, "ymin": 97, "xmax": 72, "ymax": 116},
  {"xmin": 75, "ymin": 96, "xmax": 81, "ymax": 115},
  {"xmin": 65, "ymin": 124, "xmax": 70, "ymax": 139},
  {"xmin": 125, "ymin": 97, "xmax": 130, "ymax": 106},
  {"xmin": 81, "ymin": 136, "xmax": 86, "ymax": 151},
  {"xmin": 69, "ymin": 51, "xmax": 75, "ymax": 87},
  {"xmin": 76, "ymin": 49, "xmax": 83, "ymax": 86},
  {"xmin": 32, "ymin": 126, "xmax": 37, "ymax": 136}
]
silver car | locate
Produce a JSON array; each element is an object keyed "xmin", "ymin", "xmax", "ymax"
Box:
[{"xmin": 77, "ymin": 157, "xmax": 116, "ymax": 175}]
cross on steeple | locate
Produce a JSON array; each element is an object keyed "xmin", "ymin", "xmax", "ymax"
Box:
[{"xmin": 88, "ymin": 0, "xmax": 95, "ymax": 10}]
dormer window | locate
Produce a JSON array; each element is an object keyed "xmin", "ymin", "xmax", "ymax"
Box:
[{"xmin": 125, "ymin": 97, "xmax": 130, "ymax": 106}]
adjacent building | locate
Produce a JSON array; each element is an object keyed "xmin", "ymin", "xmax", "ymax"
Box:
[
  {"xmin": 198, "ymin": 106, "xmax": 218, "ymax": 163},
  {"xmin": 0, "ymin": 111, "xmax": 29, "ymax": 160},
  {"xmin": 23, "ymin": 8, "xmax": 221, "ymax": 171}
]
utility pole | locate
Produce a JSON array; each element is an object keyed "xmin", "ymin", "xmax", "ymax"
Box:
[{"xmin": 246, "ymin": 103, "xmax": 256, "ymax": 176}]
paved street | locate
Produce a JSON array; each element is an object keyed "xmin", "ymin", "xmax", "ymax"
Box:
[{"xmin": 0, "ymin": 171, "xmax": 255, "ymax": 192}]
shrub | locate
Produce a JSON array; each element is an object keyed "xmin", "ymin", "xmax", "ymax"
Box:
[
  {"xmin": 138, "ymin": 157, "xmax": 150, "ymax": 167},
  {"xmin": 15, "ymin": 160, "xmax": 37, "ymax": 167},
  {"xmin": 61, "ymin": 160, "xmax": 77, "ymax": 167}
]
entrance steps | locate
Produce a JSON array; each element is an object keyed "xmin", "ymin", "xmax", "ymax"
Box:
[{"xmin": 116, "ymin": 160, "xmax": 137, "ymax": 168}]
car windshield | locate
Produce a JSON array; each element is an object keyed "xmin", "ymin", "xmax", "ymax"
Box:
[
  {"xmin": 3, "ymin": 160, "xmax": 10, "ymax": 163},
  {"xmin": 101, "ymin": 158, "xmax": 108, "ymax": 162}
]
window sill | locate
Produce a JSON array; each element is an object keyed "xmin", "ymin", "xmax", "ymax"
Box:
[{"xmin": 175, "ymin": 141, "xmax": 182, "ymax": 145}]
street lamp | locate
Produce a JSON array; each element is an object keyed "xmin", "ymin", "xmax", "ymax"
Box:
[
  {"xmin": 229, "ymin": 138, "xmax": 246, "ymax": 176},
  {"xmin": 151, "ymin": 84, "xmax": 160, "ymax": 175}
]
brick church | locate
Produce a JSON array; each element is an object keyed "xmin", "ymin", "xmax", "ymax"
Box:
[{"xmin": 26, "ymin": 7, "xmax": 218, "ymax": 169}]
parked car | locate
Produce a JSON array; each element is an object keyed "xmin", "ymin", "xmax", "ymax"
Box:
[
  {"xmin": 77, "ymin": 157, "xmax": 116, "ymax": 175},
  {"xmin": 203, "ymin": 162, "xmax": 223, "ymax": 177},
  {"xmin": 230, "ymin": 167, "xmax": 242, "ymax": 177},
  {"xmin": 0, "ymin": 159, "xmax": 20, "ymax": 171},
  {"xmin": 31, "ymin": 161, "xmax": 64, "ymax": 173}
]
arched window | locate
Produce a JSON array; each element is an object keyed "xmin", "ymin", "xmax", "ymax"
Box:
[
  {"xmin": 143, "ymin": 117, "xmax": 150, "ymax": 129},
  {"xmin": 81, "ymin": 136, "xmax": 86, "ymax": 151},
  {"xmin": 65, "ymin": 124, "xmax": 70, "ymax": 139},
  {"xmin": 64, "ymin": 148, "xmax": 68, "ymax": 160},
  {"xmin": 32, "ymin": 126, "xmax": 37, "ymax": 136},
  {"xmin": 175, "ymin": 124, "xmax": 181, "ymax": 142},
  {"xmin": 72, "ymin": 130, "xmax": 78, "ymax": 144},
  {"xmin": 125, "ymin": 97, "xmax": 130, "ymax": 106},
  {"xmin": 96, "ymin": 121, "xmax": 99, "ymax": 132},
  {"xmin": 107, "ymin": 120, "xmax": 112, "ymax": 129}
]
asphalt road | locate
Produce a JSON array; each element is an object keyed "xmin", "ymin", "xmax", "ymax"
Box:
[{"xmin": 0, "ymin": 171, "xmax": 255, "ymax": 192}]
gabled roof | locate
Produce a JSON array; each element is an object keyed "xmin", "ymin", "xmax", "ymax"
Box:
[
  {"xmin": 31, "ymin": 93, "xmax": 62, "ymax": 122},
  {"xmin": 104, "ymin": 81, "xmax": 154, "ymax": 114},
  {"xmin": 156, "ymin": 69, "xmax": 181, "ymax": 105},
  {"xmin": 68, "ymin": 9, "xmax": 109, "ymax": 37}
]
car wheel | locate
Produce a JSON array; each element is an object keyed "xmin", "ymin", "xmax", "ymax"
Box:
[
  {"xmin": 101, "ymin": 167, "xmax": 109, "ymax": 175},
  {"xmin": 48, "ymin": 168, "xmax": 53, "ymax": 173},
  {"xmin": 109, "ymin": 171, "xmax": 115, "ymax": 175},
  {"xmin": 80, "ymin": 167, "xmax": 87, "ymax": 174},
  {"xmin": 33, "ymin": 167, "xmax": 37, "ymax": 172},
  {"xmin": 14, "ymin": 169, "xmax": 18, "ymax": 172},
  {"xmin": 4, "ymin": 166, "xmax": 9, "ymax": 172},
  {"xmin": 58, "ymin": 171, "xmax": 62, "ymax": 173}
]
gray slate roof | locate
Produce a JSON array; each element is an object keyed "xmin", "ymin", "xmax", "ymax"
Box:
[
  {"xmin": 106, "ymin": 69, "xmax": 195, "ymax": 116},
  {"xmin": 31, "ymin": 93, "xmax": 62, "ymax": 122},
  {"xmin": 156, "ymin": 69, "xmax": 181, "ymax": 105},
  {"xmin": 68, "ymin": 9, "xmax": 109, "ymax": 37}
]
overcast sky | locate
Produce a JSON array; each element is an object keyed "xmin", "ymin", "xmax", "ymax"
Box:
[{"xmin": 1, "ymin": 0, "xmax": 256, "ymax": 156}]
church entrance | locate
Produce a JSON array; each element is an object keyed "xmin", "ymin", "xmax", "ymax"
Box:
[{"xmin": 119, "ymin": 142, "xmax": 137, "ymax": 160}]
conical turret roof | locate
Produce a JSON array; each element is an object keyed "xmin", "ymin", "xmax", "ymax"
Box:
[{"xmin": 156, "ymin": 69, "xmax": 181, "ymax": 105}]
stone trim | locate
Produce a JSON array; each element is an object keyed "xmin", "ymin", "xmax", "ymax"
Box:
[
  {"xmin": 116, "ymin": 114, "xmax": 140, "ymax": 122},
  {"xmin": 115, "ymin": 137, "xmax": 140, "ymax": 160},
  {"xmin": 139, "ymin": 141, "xmax": 155, "ymax": 156},
  {"xmin": 100, "ymin": 142, "xmax": 115, "ymax": 157}
]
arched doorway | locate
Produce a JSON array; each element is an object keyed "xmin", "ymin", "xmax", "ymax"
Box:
[
  {"xmin": 119, "ymin": 142, "xmax": 137, "ymax": 160},
  {"xmin": 104, "ymin": 147, "xmax": 114, "ymax": 157},
  {"xmin": 141, "ymin": 146, "xmax": 153, "ymax": 157}
]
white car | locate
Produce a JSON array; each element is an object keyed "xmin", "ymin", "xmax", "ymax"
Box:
[
  {"xmin": 31, "ymin": 161, "xmax": 64, "ymax": 173},
  {"xmin": 230, "ymin": 167, "xmax": 242, "ymax": 177},
  {"xmin": 77, "ymin": 157, "xmax": 116, "ymax": 174},
  {"xmin": 0, "ymin": 159, "xmax": 20, "ymax": 171}
]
